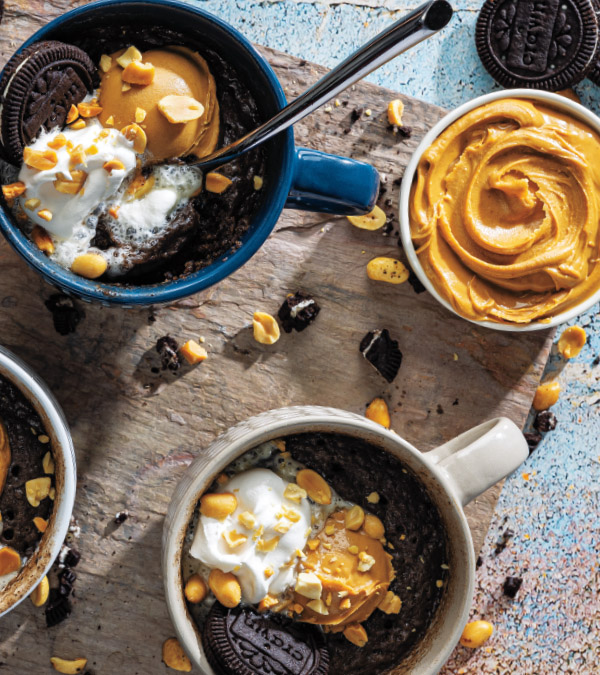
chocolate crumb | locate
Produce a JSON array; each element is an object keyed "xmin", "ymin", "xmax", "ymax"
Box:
[
  {"xmin": 476, "ymin": 556, "xmax": 483, "ymax": 568},
  {"xmin": 392, "ymin": 177, "xmax": 402, "ymax": 186},
  {"xmin": 114, "ymin": 510, "xmax": 129, "ymax": 525},
  {"xmin": 494, "ymin": 528, "xmax": 514, "ymax": 555},
  {"xmin": 524, "ymin": 432, "xmax": 543, "ymax": 454},
  {"xmin": 45, "ymin": 591, "xmax": 72, "ymax": 627},
  {"xmin": 407, "ymin": 269, "xmax": 426, "ymax": 294},
  {"xmin": 436, "ymin": 404, "xmax": 444, "ymax": 415},
  {"xmin": 156, "ymin": 336, "xmax": 180, "ymax": 371},
  {"xmin": 593, "ymin": 356, "xmax": 600, "ymax": 366},
  {"xmin": 396, "ymin": 126, "xmax": 413, "ymax": 138},
  {"xmin": 534, "ymin": 411, "xmax": 557, "ymax": 432},
  {"xmin": 452, "ymin": 398, "xmax": 459, "ymax": 406},
  {"xmin": 44, "ymin": 294, "xmax": 85, "ymax": 335},
  {"xmin": 350, "ymin": 107, "xmax": 363, "ymax": 123},
  {"xmin": 278, "ymin": 291, "xmax": 320, "ymax": 333},
  {"xmin": 503, "ymin": 576, "xmax": 523, "ymax": 598}
]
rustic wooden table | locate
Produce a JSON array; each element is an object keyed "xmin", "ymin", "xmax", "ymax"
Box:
[{"xmin": 0, "ymin": 0, "xmax": 553, "ymax": 671}]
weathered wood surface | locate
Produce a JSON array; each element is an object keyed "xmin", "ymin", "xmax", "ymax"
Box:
[{"xmin": 0, "ymin": 1, "xmax": 553, "ymax": 671}]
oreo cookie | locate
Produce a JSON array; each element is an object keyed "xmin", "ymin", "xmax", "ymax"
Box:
[
  {"xmin": 203, "ymin": 603, "xmax": 329, "ymax": 675},
  {"xmin": 359, "ymin": 329, "xmax": 402, "ymax": 383},
  {"xmin": 476, "ymin": 0, "xmax": 599, "ymax": 90},
  {"xmin": 0, "ymin": 41, "xmax": 97, "ymax": 164},
  {"xmin": 278, "ymin": 291, "xmax": 321, "ymax": 333}
]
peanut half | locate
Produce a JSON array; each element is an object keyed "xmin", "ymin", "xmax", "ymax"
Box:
[
  {"xmin": 205, "ymin": 172, "xmax": 233, "ymax": 194},
  {"xmin": 365, "ymin": 397, "xmax": 391, "ymax": 428},
  {"xmin": 296, "ymin": 469, "xmax": 331, "ymax": 505},
  {"xmin": 184, "ymin": 573, "xmax": 208, "ymax": 604},
  {"xmin": 158, "ymin": 95, "xmax": 205, "ymax": 124},
  {"xmin": 162, "ymin": 637, "xmax": 192, "ymax": 672},
  {"xmin": 366, "ymin": 257, "xmax": 409, "ymax": 284},
  {"xmin": 343, "ymin": 623, "xmax": 368, "ymax": 647},
  {"xmin": 347, "ymin": 205, "xmax": 386, "ymax": 231},
  {"xmin": 50, "ymin": 657, "xmax": 88, "ymax": 674},
  {"xmin": 200, "ymin": 492, "xmax": 237, "ymax": 520},
  {"xmin": 121, "ymin": 123, "xmax": 147, "ymax": 154},
  {"xmin": 0, "ymin": 546, "xmax": 21, "ymax": 575},
  {"xmin": 253, "ymin": 311, "xmax": 280, "ymax": 345},
  {"xmin": 532, "ymin": 381, "xmax": 561, "ymax": 411},
  {"xmin": 208, "ymin": 569, "xmax": 242, "ymax": 608},
  {"xmin": 557, "ymin": 325, "xmax": 586, "ymax": 359},
  {"xmin": 116, "ymin": 46, "xmax": 143, "ymax": 69},
  {"xmin": 122, "ymin": 60, "xmax": 155, "ymax": 86},
  {"xmin": 345, "ymin": 505, "xmax": 365, "ymax": 531},
  {"xmin": 363, "ymin": 514, "xmax": 385, "ymax": 540},
  {"xmin": 459, "ymin": 620, "xmax": 494, "ymax": 648},
  {"xmin": 71, "ymin": 253, "xmax": 107, "ymax": 280},
  {"xmin": 31, "ymin": 575, "xmax": 50, "ymax": 607}
]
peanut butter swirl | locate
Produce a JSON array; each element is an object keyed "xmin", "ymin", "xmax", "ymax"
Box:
[{"xmin": 410, "ymin": 98, "xmax": 600, "ymax": 324}]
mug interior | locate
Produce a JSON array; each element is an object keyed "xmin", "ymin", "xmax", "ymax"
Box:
[
  {"xmin": 163, "ymin": 407, "xmax": 474, "ymax": 675},
  {"xmin": 0, "ymin": 0, "xmax": 294, "ymax": 306},
  {"xmin": 399, "ymin": 88, "xmax": 600, "ymax": 332},
  {"xmin": 0, "ymin": 347, "xmax": 75, "ymax": 616}
]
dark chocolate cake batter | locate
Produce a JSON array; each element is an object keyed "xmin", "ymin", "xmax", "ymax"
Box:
[
  {"xmin": 0, "ymin": 375, "xmax": 54, "ymax": 558},
  {"xmin": 75, "ymin": 26, "xmax": 267, "ymax": 285},
  {"xmin": 287, "ymin": 433, "xmax": 448, "ymax": 675}
]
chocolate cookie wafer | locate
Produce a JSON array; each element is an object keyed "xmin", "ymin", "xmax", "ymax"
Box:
[
  {"xmin": 203, "ymin": 602, "xmax": 329, "ymax": 675},
  {"xmin": 0, "ymin": 40, "xmax": 97, "ymax": 164},
  {"xmin": 476, "ymin": 0, "xmax": 599, "ymax": 90}
]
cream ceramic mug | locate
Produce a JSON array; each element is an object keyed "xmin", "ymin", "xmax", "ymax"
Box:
[{"xmin": 162, "ymin": 406, "xmax": 528, "ymax": 674}]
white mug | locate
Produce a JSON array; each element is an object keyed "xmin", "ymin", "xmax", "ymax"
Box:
[
  {"xmin": 0, "ymin": 346, "xmax": 76, "ymax": 616},
  {"xmin": 162, "ymin": 405, "xmax": 528, "ymax": 674}
]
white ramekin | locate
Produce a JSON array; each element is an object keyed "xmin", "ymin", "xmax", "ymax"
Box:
[
  {"xmin": 162, "ymin": 405, "xmax": 528, "ymax": 674},
  {"xmin": 0, "ymin": 346, "xmax": 76, "ymax": 616},
  {"xmin": 399, "ymin": 88, "xmax": 600, "ymax": 332}
]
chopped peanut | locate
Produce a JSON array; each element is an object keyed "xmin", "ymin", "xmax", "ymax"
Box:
[
  {"xmin": 37, "ymin": 209, "xmax": 53, "ymax": 222},
  {"xmin": 557, "ymin": 326, "xmax": 586, "ymax": 359},
  {"xmin": 2, "ymin": 182, "xmax": 26, "ymax": 200},
  {"xmin": 50, "ymin": 657, "xmax": 88, "ymax": 674},
  {"xmin": 25, "ymin": 477, "xmax": 51, "ymax": 507},
  {"xmin": 180, "ymin": 340, "xmax": 207, "ymax": 365},
  {"xmin": 343, "ymin": 623, "xmax": 368, "ymax": 647},
  {"xmin": 161, "ymin": 638, "xmax": 192, "ymax": 672},
  {"xmin": 31, "ymin": 575, "xmax": 50, "ymax": 607},
  {"xmin": 296, "ymin": 469, "xmax": 331, "ymax": 505},
  {"xmin": 387, "ymin": 99, "xmax": 405, "ymax": 126},
  {"xmin": 253, "ymin": 311, "xmax": 280, "ymax": 345},
  {"xmin": 345, "ymin": 505, "xmax": 365, "ymax": 531},
  {"xmin": 208, "ymin": 569, "xmax": 241, "ymax": 608},
  {"xmin": 184, "ymin": 574, "xmax": 208, "ymax": 604},
  {"xmin": 135, "ymin": 107, "xmax": 147, "ymax": 123},
  {"xmin": 122, "ymin": 83, "xmax": 132, "ymax": 93},
  {"xmin": 54, "ymin": 170, "xmax": 87, "ymax": 194},
  {"xmin": 200, "ymin": 492, "xmax": 237, "ymax": 520},
  {"xmin": 108, "ymin": 205, "xmax": 120, "ymax": 219},
  {"xmin": 258, "ymin": 594, "xmax": 278, "ymax": 611},
  {"xmin": 366, "ymin": 257, "xmax": 409, "ymax": 284},
  {"xmin": 222, "ymin": 529, "xmax": 248, "ymax": 548},
  {"xmin": 378, "ymin": 590, "xmax": 402, "ymax": 614},
  {"xmin": 33, "ymin": 517, "xmax": 48, "ymax": 533},
  {"xmin": 283, "ymin": 483, "xmax": 307, "ymax": 503},
  {"xmin": 47, "ymin": 134, "xmax": 67, "ymax": 150},
  {"xmin": 158, "ymin": 94, "xmax": 205, "ymax": 123},
  {"xmin": 32, "ymin": 225, "xmax": 54, "ymax": 254},
  {"xmin": 71, "ymin": 252, "xmax": 107, "ymax": 279},
  {"xmin": 23, "ymin": 148, "xmax": 58, "ymax": 171},
  {"xmin": 366, "ymin": 491, "xmax": 380, "ymax": 504},
  {"xmin": 116, "ymin": 46, "xmax": 143, "ymax": 69},
  {"xmin": 69, "ymin": 145, "xmax": 87, "ymax": 168},
  {"xmin": 121, "ymin": 123, "xmax": 147, "ymax": 153},
  {"xmin": 68, "ymin": 119, "xmax": 86, "ymax": 131},
  {"xmin": 43, "ymin": 450, "xmax": 55, "ymax": 474},
  {"xmin": 365, "ymin": 397, "xmax": 391, "ymax": 428},
  {"xmin": 105, "ymin": 115, "xmax": 115, "ymax": 126},
  {"xmin": 253, "ymin": 176, "xmax": 264, "ymax": 190},
  {"xmin": 532, "ymin": 381, "xmax": 561, "ymax": 411},
  {"xmin": 347, "ymin": 205, "xmax": 386, "ymax": 230},
  {"xmin": 0, "ymin": 546, "xmax": 21, "ymax": 575},
  {"xmin": 77, "ymin": 101, "xmax": 103, "ymax": 118},
  {"xmin": 256, "ymin": 536, "xmax": 279, "ymax": 552},
  {"xmin": 103, "ymin": 159, "xmax": 125, "ymax": 173},
  {"xmin": 126, "ymin": 173, "xmax": 155, "ymax": 200},
  {"xmin": 460, "ymin": 620, "xmax": 494, "ymax": 648},
  {"xmin": 99, "ymin": 54, "xmax": 112, "ymax": 73},
  {"xmin": 122, "ymin": 60, "xmax": 155, "ymax": 85},
  {"xmin": 86, "ymin": 144, "xmax": 98, "ymax": 155},
  {"xmin": 24, "ymin": 198, "xmax": 41, "ymax": 211},
  {"xmin": 205, "ymin": 172, "xmax": 233, "ymax": 194},
  {"xmin": 66, "ymin": 105, "xmax": 79, "ymax": 125}
]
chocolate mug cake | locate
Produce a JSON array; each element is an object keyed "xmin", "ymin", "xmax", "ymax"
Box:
[
  {"xmin": 0, "ymin": 373, "xmax": 56, "ymax": 591},
  {"xmin": 0, "ymin": 25, "xmax": 267, "ymax": 285},
  {"xmin": 181, "ymin": 433, "xmax": 448, "ymax": 675}
]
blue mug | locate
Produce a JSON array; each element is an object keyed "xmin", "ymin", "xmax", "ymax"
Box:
[{"xmin": 0, "ymin": 0, "xmax": 379, "ymax": 307}]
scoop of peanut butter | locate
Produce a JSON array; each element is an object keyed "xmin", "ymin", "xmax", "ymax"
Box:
[
  {"xmin": 99, "ymin": 46, "xmax": 220, "ymax": 161},
  {"xmin": 410, "ymin": 98, "xmax": 600, "ymax": 324},
  {"xmin": 294, "ymin": 510, "xmax": 394, "ymax": 629}
]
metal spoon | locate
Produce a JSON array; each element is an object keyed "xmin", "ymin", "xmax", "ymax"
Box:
[{"xmin": 185, "ymin": 0, "xmax": 453, "ymax": 172}]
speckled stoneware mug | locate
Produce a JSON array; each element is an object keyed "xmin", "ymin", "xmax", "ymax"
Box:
[
  {"xmin": 0, "ymin": 0, "xmax": 379, "ymax": 308},
  {"xmin": 0, "ymin": 346, "xmax": 75, "ymax": 616},
  {"xmin": 399, "ymin": 88, "xmax": 600, "ymax": 332},
  {"xmin": 163, "ymin": 405, "xmax": 528, "ymax": 674}
]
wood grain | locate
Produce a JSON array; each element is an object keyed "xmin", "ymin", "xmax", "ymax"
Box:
[{"xmin": 0, "ymin": 1, "xmax": 553, "ymax": 671}]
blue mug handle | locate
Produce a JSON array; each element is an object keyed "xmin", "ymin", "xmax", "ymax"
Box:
[{"xmin": 285, "ymin": 147, "xmax": 380, "ymax": 216}]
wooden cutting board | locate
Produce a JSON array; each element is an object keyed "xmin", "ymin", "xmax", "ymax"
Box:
[{"xmin": 0, "ymin": 1, "xmax": 553, "ymax": 671}]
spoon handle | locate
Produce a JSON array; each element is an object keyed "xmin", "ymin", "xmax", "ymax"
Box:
[{"xmin": 195, "ymin": 0, "xmax": 452, "ymax": 171}]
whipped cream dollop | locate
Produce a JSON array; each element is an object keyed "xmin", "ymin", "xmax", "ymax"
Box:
[
  {"xmin": 18, "ymin": 120, "xmax": 136, "ymax": 239},
  {"xmin": 190, "ymin": 468, "xmax": 312, "ymax": 604}
]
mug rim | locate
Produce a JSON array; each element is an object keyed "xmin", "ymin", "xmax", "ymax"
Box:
[
  {"xmin": 162, "ymin": 405, "xmax": 475, "ymax": 675},
  {"xmin": 0, "ymin": 346, "xmax": 76, "ymax": 616},
  {"xmin": 0, "ymin": 0, "xmax": 295, "ymax": 306},
  {"xmin": 399, "ymin": 88, "xmax": 600, "ymax": 332}
]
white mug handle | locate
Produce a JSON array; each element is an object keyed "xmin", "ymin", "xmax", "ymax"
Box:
[{"xmin": 425, "ymin": 417, "xmax": 528, "ymax": 507}]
